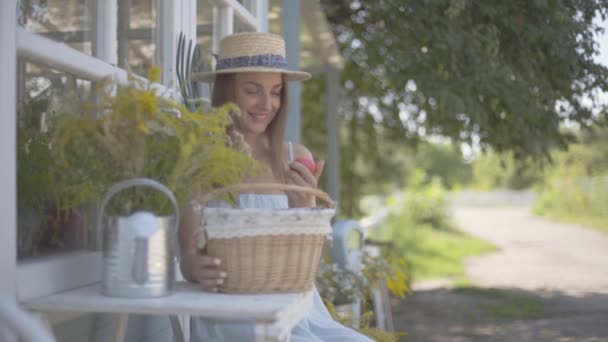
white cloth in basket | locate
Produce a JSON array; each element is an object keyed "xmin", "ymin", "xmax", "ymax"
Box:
[{"xmin": 190, "ymin": 193, "xmax": 373, "ymax": 342}]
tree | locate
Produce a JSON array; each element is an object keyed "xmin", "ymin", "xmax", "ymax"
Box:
[
  {"xmin": 321, "ymin": 0, "xmax": 608, "ymax": 156},
  {"xmin": 309, "ymin": 0, "xmax": 608, "ymax": 214}
]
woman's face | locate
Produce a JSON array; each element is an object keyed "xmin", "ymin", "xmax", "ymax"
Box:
[{"xmin": 233, "ymin": 72, "xmax": 283, "ymax": 135}]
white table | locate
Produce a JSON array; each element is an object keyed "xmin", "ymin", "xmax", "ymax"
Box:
[{"xmin": 22, "ymin": 282, "xmax": 313, "ymax": 342}]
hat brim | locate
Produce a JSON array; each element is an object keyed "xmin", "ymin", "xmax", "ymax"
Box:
[{"xmin": 192, "ymin": 67, "xmax": 311, "ymax": 82}]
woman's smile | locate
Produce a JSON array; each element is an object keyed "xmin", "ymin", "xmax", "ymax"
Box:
[{"xmin": 248, "ymin": 111, "xmax": 271, "ymax": 121}]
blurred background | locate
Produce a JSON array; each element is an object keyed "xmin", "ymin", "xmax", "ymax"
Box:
[{"xmin": 304, "ymin": 1, "xmax": 608, "ymax": 341}]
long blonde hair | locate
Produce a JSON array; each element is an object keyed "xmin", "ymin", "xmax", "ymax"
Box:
[{"xmin": 211, "ymin": 73, "xmax": 289, "ymax": 182}]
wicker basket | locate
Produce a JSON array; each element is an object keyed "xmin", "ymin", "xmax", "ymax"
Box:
[{"xmin": 196, "ymin": 183, "xmax": 336, "ymax": 293}]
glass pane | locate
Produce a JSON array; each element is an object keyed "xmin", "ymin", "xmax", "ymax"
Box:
[
  {"xmin": 195, "ymin": 0, "xmax": 215, "ymax": 98},
  {"xmin": 118, "ymin": 0, "xmax": 158, "ymax": 77},
  {"xmin": 18, "ymin": 0, "xmax": 95, "ymax": 55},
  {"xmin": 234, "ymin": 15, "xmax": 257, "ymax": 33},
  {"xmin": 237, "ymin": 0, "xmax": 256, "ymax": 15},
  {"xmin": 197, "ymin": 0, "xmax": 215, "ymax": 69},
  {"xmin": 17, "ymin": 59, "xmax": 97, "ymax": 260}
]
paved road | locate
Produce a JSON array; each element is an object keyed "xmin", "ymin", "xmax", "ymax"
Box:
[
  {"xmin": 393, "ymin": 201, "xmax": 608, "ymax": 341},
  {"xmin": 452, "ymin": 206, "xmax": 608, "ymax": 295}
]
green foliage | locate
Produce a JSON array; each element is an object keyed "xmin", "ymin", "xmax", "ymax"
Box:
[
  {"xmin": 16, "ymin": 80, "xmax": 73, "ymax": 213},
  {"xmin": 362, "ymin": 251, "xmax": 411, "ymax": 298},
  {"xmin": 302, "ymin": 76, "xmax": 418, "ymax": 217},
  {"xmin": 311, "ymin": 0, "xmax": 608, "ymax": 214},
  {"xmin": 316, "ymin": 259, "xmax": 370, "ymax": 305},
  {"xmin": 50, "ymin": 68, "xmax": 258, "ymax": 216},
  {"xmin": 471, "ymin": 150, "xmax": 544, "ymax": 190},
  {"xmin": 316, "ymin": 251, "xmax": 410, "ymax": 305},
  {"xmin": 543, "ymin": 126, "xmax": 608, "ymax": 178},
  {"xmin": 535, "ymin": 176, "xmax": 608, "ymax": 233},
  {"xmin": 469, "ymin": 125, "xmax": 608, "ymax": 190},
  {"xmin": 414, "ymin": 142, "xmax": 472, "ymax": 189},
  {"xmin": 375, "ymin": 179, "xmax": 496, "ymax": 282},
  {"xmin": 18, "ymin": 127, "xmax": 53, "ymax": 212},
  {"xmin": 324, "ymin": 299, "xmax": 405, "ymax": 342},
  {"xmin": 321, "ymin": 0, "xmax": 608, "ymax": 159},
  {"xmin": 16, "ymin": 69, "xmax": 98, "ymax": 257},
  {"xmin": 397, "ymin": 169, "xmax": 454, "ymax": 231},
  {"xmin": 301, "ymin": 76, "xmax": 472, "ymax": 215},
  {"xmin": 533, "ymin": 126, "xmax": 608, "ymax": 232},
  {"xmin": 316, "ymin": 248, "xmax": 410, "ymax": 339}
]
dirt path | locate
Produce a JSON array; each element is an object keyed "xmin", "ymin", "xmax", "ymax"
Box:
[
  {"xmin": 454, "ymin": 206, "xmax": 608, "ymax": 294},
  {"xmin": 392, "ymin": 204, "xmax": 608, "ymax": 342}
]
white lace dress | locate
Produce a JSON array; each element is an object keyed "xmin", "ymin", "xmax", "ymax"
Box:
[{"xmin": 190, "ymin": 194, "xmax": 374, "ymax": 342}]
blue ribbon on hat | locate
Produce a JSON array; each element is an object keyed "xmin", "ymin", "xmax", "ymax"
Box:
[{"xmin": 215, "ymin": 54, "xmax": 288, "ymax": 71}]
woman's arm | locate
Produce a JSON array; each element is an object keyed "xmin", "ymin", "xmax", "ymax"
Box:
[
  {"xmin": 178, "ymin": 204, "xmax": 202, "ymax": 283},
  {"xmin": 286, "ymin": 143, "xmax": 325, "ymax": 208},
  {"xmin": 178, "ymin": 203, "xmax": 226, "ymax": 291}
]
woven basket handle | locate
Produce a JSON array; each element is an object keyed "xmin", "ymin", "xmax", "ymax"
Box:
[{"xmin": 199, "ymin": 183, "xmax": 336, "ymax": 208}]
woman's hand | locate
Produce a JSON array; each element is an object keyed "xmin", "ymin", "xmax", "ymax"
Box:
[
  {"xmin": 182, "ymin": 250, "xmax": 226, "ymax": 292},
  {"xmin": 286, "ymin": 159, "xmax": 325, "ymax": 207},
  {"xmin": 179, "ymin": 201, "xmax": 227, "ymax": 292}
]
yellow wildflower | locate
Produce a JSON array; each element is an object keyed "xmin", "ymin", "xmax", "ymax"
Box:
[
  {"xmin": 386, "ymin": 271, "xmax": 409, "ymax": 298},
  {"xmin": 139, "ymin": 91, "xmax": 158, "ymax": 114},
  {"xmin": 148, "ymin": 66, "xmax": 161, "ymax": 83}
]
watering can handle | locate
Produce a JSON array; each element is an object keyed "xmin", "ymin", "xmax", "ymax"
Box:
[
  {"xmin": 97, "ymin": 177, "xmax": 180, "ymax": 273},
  {"xmin": 97, "ymin": 178, "xmax": 180, "ymax": 233}
]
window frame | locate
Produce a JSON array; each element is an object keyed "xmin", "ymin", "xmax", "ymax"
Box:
[{"xmin": 5, "ymin": 0, "xmax": 266, "ymax": 301}]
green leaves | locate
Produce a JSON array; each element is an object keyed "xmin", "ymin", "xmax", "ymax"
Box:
[
  {"xmin": 308, "ymin": 0, "xmax": 608, "ymax": 215},
  {"xmin": 50, "ymin": 74, "xmax": 257, "ymax": 216},
  {"xmin": 321, "ymin": 0, "xmax": 608, "ymax": 157}
]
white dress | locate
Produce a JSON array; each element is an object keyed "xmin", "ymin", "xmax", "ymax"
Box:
[{"xmin": 190, "ymin": 193, "xmax": 374, "ymax": 342}]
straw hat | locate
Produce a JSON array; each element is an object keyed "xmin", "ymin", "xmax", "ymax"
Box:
[{"xmin": 193, "ymin": 32, "xmax": 311, "ymax": 82}]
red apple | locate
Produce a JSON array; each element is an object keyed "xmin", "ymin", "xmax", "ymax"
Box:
[{"xmin": 294, "ymin": 156, "xmax": 316, "ymax": 174}]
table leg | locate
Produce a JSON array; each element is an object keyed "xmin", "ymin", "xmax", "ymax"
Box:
[
  {"xmin": 113, "ymin": 314, "xmax": 128, "ymax": 342},
  {"xmin": 169, "ymin": 315, "xmax": 185, "ymax": 342},
  {"xmin": 254, "ymin": 322, "xmax": 270, "ymax": 342},
  {"xmin": 254, "ymin": 321, "xmax": 290, "ymax": 342}
]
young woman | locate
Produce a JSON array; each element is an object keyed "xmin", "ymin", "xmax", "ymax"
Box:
[{"xmin": 179, "ymin": 32, "xmax": 373, "ymax": 342}]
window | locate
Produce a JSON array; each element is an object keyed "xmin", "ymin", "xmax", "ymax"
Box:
[
  {"xmin": 18, "ymin": 0, "xmax": 95, "ymax": 55},
  {"xmin": 117, "ymin": 0, "xmax": 159, "ymax": 77},
  {"xmin": 197, "ymin": 0, "xmax": 214, "ymax": 62},
  {"xmin": 17, "ymin": 60, "xmax": 96, "ymax": 261},
  {"xmin": 9, "ymin": 0, "xmax": 267, "ymax": 303},
  {"xmin": 196, "ymin": 0, "xmax": 261, "ymax": 77}
]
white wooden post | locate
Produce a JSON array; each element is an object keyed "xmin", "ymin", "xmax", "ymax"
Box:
[
  {"xmin": 94, "ymin": 0, "xmax": 117, "ymax": 64},
  {"xmin": 217, "ymin": 5, "xmax": 234, "ymax": 39},
  {"xmin": 282, "ymin": 0, "xmax": 302, "ymax": 144},
  {"xmin": 0, "ymin": 0, "xmax": 17, "ymax": 299},
  {"xmin": 257, "ymin": 0, "xmax": 268, "ymax": 32},
  {"xmin": 326, "ymin": 65, "xmax": 340, "ymax": 207},
  {"xmin": 158, "ymin": 0, "xmax": 180, "ymax": 89}
]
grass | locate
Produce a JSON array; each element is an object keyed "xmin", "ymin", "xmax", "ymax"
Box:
[
  {"xmin": 453, "ymin": 286, "xmax": 544, "ymax": 319},
  {"xmin": 534, "ymin": 176, "xmax": 608, "ymax": 234},
  {"xmin": 534, "ymin": 208, "xmax": 608, "ymax": 234},
  {"xmin": 374, "ymin": 181, "xmax": 496, "ymax": 283},
  {"xmin": 401, "ymin": 225, "xmax": 497, "ymax": 282},
  {"xmin": 376, "ymin": 215, "xmax": 497, "ymax": 284}
]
